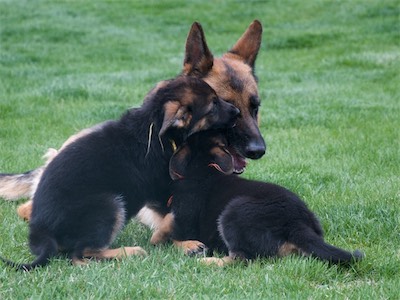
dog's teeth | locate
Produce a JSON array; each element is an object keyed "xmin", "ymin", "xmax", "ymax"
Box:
[{"xmin": 234, "ymin": 167, "xmax": 245, "ymax": 174}]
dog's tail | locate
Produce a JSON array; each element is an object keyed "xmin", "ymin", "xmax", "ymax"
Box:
[
  {"xmin": 293, "ymin": 232, "xmax": 364, "ymax": 265},
  {"xmin": 0, "ymin": 169, "xmax": 41, "ymax": 200},
  {"xmin": 1, "ymin": 230, "xmax": 58, "ymax": 271},
  {"xmin": 0, "ymin": 148, "xmax": 58, "ymax": 201}
]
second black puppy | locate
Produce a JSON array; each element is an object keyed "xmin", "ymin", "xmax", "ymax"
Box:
[
  {"xmin": 1, "ymin": 77, "xmax": 239, "ymax": 271},
  {"xmin": 168, "ymin": 131, "xmax": 364, "ymax": 266}
]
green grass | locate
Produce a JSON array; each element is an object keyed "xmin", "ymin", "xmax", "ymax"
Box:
[{"xmin": 0, "ymin": 0, "xmax": 399, "ymax": 299}]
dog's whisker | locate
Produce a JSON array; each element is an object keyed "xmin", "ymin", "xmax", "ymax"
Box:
[
  {"xmin": 158, "ymin": 134, "xmax": 165, "ymax": 153},
  {"xmin": 145, "ymin": 122, "xmax": 154, "ymax": 158}
]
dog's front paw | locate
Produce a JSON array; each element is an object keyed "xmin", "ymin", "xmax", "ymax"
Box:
[{"xmin": 173, "ymin": 240, "xmax": 208, "ymax": 256}]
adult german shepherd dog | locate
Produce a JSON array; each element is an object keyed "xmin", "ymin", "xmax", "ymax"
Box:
[
  {"xmin": 0, "ymin": 21, "xmax": 265, "ymax": 251},
  {"xmin": 161, "ymin": 131, "xmax": 364, "ymax": 266},
  {"xmin": 0, "ymin": 77, "xmax": 240, "ymax": 271}
]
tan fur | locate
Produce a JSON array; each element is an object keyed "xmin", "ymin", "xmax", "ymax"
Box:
[
  {"xmin": 83, "ymin": 246, "xmax": 148, "ymax": 259},
  {"xmin": 173, "ymin": 240, "xmax": 206, "ymax": 255},
  {"xmin": 135, "ymin": 206, "xmax": 166, "ymax": 230},
  {"xmin": 16, "ymin": 200, "xmax": 33, "ymax": 221},
  {"xmin": 200, "ymin": 256, "xmax": 234, "ymax": 267},
  {"xmin": 150, "ymin": 213, "xmax": 174, "ymax": 245},
  {"xmin": 0, "ymin": 147, "xmax": 57, "ymax": 201},
  {"xmin": 0, "ymin": 174, "xmax": 35, "ymax": 201},
  {"xmin": 205, "ymin": 57, "xmax": 258, "ymax": 116},
  {"xmin": 73, "ymin": 246, "xmax": 147, "ymax": 265},
  {"xmin": 278, "ymin": 242, "xmax": 298, "ymax": 257}
]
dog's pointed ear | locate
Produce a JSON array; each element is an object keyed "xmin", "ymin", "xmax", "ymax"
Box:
[
  {"xmin": 183, "ymin": 22, "xmax": 214, "ymax": 76},
  {"xmin": 159, "ymin": 102, "xmax": 191, "ymax": 137},
  {"xmin": 169, "ymin": 145, "xmax": 191, "ymax": 180},
  {"xmin": 209, "ymin": 147, "xmax": 234, "ymax": 175},
  {"xmin": 228, "ymin": 20, "xmax": 262, "ymax": 68}
]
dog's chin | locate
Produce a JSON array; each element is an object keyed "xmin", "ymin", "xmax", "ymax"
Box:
[{"xmin": 227, "ymin": 146, "xmax": 247, "ymax": 174}]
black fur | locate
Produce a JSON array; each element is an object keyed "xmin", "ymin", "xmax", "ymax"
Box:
[
  {"xmin": 169, "ymin": 131, "xmax": 364, "ymax": 265},
  {"xmin": 1, "ymin": 77, "xmax": 239, "ymax": 270}
]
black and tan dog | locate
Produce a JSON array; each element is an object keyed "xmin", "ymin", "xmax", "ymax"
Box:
[
  {"xmin": 0, "ymin": 21, "xmax": 265, "ymax": 252},
  {"xmin": 160, "ymin": 130, "xmax": 364, "ymax": 266},
  {"xmin": 0, "ymin": 77, "xmax": 240, "ymax": 270}
]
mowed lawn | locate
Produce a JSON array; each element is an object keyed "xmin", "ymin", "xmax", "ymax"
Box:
[{"xmin": 0, "ymin": 0, "xmax": 399, "ymax": 299}]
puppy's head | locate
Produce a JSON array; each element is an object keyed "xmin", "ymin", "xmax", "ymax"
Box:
[
  {"xmin": 169, "ymin": 130, "xmax": 234, "ymax": 180},
  {"xmin": 158, "ymin": 77, "xmax": 240, "ymax": 143}
]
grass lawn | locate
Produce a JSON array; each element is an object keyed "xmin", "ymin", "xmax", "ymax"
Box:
[{"xmin": 0, "ymin": 0, "xmax": 399, "ymax": 299}]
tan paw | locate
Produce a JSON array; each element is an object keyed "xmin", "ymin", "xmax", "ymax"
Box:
[
  {"xmin": 122, "ymin": 246, "xmax": 148, "ymax": 257},
  {"xmin": 200, "ymin": 256, "xmax": 233, "ymax": 267},
  {"xmin": 173, "ymin": 240, "xmax": 207, "ymax": 256}
]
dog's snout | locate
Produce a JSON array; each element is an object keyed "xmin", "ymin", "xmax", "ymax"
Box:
[{"xmin": 244, "ymin": 140, "xmax": 266, "ymax": 159}]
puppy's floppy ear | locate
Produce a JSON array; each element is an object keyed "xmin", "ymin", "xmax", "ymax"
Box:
[
  {"xmin": 169, "ymin": 145, "xmax": 191, "ymax": 180},
  {"xmin": 228, "ymin": 20, "xmax": 262, "ymax": 68},
  {"xmin": 159, "ymin": 102, "xmax": 191, "ymax": 137},
  {"xmin": 209, "ymin": 146, "xmax": 234, "ymax": 175},
  {"xmin": 183, "ymin": 22, "xmax": 214, "ymax": 76}
]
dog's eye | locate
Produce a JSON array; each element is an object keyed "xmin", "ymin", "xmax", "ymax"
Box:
[
  {"xmin": 252, "ymin": 106, "xmax": 259, "ymax": 118},
  {"xmin": 250, "ymin": 95, "xmax": 260, "ymax": 118},
  {"xmin": 250, "ymin": 95, "xmax": 260, "ymax": 108},
  {"xmin": 211, "ymin": 98, "xmax": 219, "ymax": 113}
]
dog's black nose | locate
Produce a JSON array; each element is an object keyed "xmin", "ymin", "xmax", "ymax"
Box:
[{"xmin": 244, "ymin": 141, "xmax": 266, "ymax": 159}]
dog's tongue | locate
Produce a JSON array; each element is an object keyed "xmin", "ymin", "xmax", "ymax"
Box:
[{"xmin": 228, "ymin": 147, "xmax": 247, "ymax": 174}]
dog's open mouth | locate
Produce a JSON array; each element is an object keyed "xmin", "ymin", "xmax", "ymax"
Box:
[{"xmin": 227, "ymin": 146, "xmax": 247, "ymax": 174}]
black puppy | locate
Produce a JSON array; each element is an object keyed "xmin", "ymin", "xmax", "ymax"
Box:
[
  {"xmin": 1, "ymin": 77, "xmax": 239, "ymax": 271},
  {"xmin": 167, "ymin": 131, "xmax": 364, "ymax": 266}
]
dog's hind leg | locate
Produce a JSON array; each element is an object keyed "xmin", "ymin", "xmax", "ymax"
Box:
[
  {"xmin": 17, "ymin": 200, "xmax": 33, "ymax": 221},
  {"xmin": 83, "ymin": 247, "xmax": 148, "ymax": 261},
  {"xmin": 150, "ymin": 213, "xmax": 174, "ymax": 245}
]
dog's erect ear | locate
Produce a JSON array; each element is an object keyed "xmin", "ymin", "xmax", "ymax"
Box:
[
  {"xmin": 169, "ymin": 145, "xmax": 191, "ymax": 180},
  {"xmin": 228, "ymin": 20, "xmax": 262, "ymax": 68},
  {"xmin": 183, "ymin": 22, "xmax": 214, "ymax": 76},
  {"xmin": 209, "ymin": 147, "xmax": 234, "ymax": 175},
  {"xmin": 159, "ymin": 102, "xmax": 192, "ymax": 137}
]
